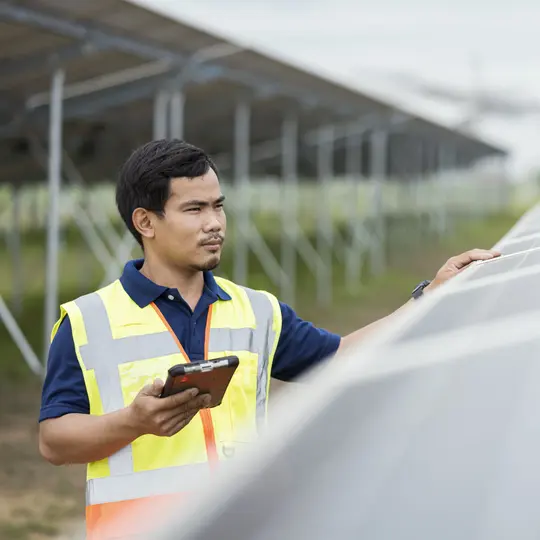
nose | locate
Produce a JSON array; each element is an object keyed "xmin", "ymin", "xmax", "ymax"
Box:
[{"xmin": 203, "ymin": 213, "xmax": 222, "ymax": 233}]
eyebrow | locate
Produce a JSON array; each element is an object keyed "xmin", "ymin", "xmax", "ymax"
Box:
[{"xmin": 181, "ymin": 195, "xmax": 226, "ymax": 208}]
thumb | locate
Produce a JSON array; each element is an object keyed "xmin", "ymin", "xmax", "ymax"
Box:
[{"xmin": 140, "ymin": 378, "xmax": 164, "ymax": 397}]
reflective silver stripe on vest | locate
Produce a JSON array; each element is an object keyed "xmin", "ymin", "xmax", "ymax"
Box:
[
  {"xmin": 76, "ymin": 293, "xmax": 180, "ymax": 476},
  {"xmin": 86, "ymin": 463, "xmax": 212, "ymax": 505},
  {"xmin": 244, "ymin": 288, "xmax": 275, "ymax": 423},
  {"xmin": 207, "ymin": 288, "xmax": 275, "ymax": 422}
]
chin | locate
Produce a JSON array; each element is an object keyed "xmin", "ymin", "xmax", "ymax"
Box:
[{"xmin": 194, "ymin": 256, "xmax": 220, "ymax": 272}]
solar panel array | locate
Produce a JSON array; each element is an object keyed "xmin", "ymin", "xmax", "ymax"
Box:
[{"xmin": 153, "ymin": 205, "xmax": 540, "ymax": 540}]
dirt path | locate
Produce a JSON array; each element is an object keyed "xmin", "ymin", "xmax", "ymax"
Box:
[{"xmin": 0, "ymin": 382, "xmax": 85, "ymax": 540}]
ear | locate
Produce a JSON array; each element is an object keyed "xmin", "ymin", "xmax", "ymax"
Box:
[{"xmin": 132, "ymin": 208, "xmax": 155, "ymax": 241}]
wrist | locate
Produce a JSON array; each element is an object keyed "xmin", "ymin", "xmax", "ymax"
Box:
[
  {"xmin": 411, "ymin": 279, "xmax": 431, "ymax": 300},
  {"xmin": 117, "ymin": 405, "xmax": 145, "ymax": 439}
]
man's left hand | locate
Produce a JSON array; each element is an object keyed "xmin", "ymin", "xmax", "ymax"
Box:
[{"xmin": 427, "ymin": 248, "xmax": 501, "ymax": 291}]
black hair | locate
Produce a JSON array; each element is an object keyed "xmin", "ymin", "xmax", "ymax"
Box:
[{"xmin": 116, "ymin": 139, "xmax": 218, "ymax": 247}]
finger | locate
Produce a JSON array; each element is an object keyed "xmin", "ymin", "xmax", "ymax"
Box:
[
  {"xmin": 160, "ymin": 388, "xmax": 200, "ymax": 409},
  {"xmin": 162, "ymin": 410, "xmax": 199, "ymax": 436},
  {"xmin": 174, "ymin": 394, "xmax": 212, "ymax": 414},
  {"xmin": 469, "ymin": 248, "xmax": 501, "ymax": 258},
  {"xmin": 159, "ymin": 395, "xmax": 212, "ymax": 423},
  {"xmin": 160, "ymin": 391, "xmax": 210, "ymax": 412},
  {"xmin": 140, "ymin": 378, "xmax": 165, "ymax": 398},
  {"xmin": 450, "ymin": 249, "xmax": 499, "ymax": 270}
]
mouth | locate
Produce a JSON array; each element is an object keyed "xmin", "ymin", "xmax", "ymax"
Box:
[{"xmin": 201, "ymin": 239, "xmax": 223, "ymax": 252}]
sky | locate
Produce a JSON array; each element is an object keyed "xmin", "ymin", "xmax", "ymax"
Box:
[{"xmin": 134, "ymin": 0, "xmax": 540, "ymax": 177}]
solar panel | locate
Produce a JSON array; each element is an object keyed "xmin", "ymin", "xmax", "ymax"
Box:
[
  {"xmin": 509, "ymin": 228, "xmax": 540, "ymax": 239},
  {"xmin": 464, "ymin": 248, "xmax": 540, "ymax": 281},
  {"xmin": 153, "ymin": 204, "xmax": 540, "ymax": 540},
  {"xmin": 165, "ymin": 338, "xmax": 540, "ymax": 540},
  {"xmin": 499, "ymin": 237, "xmax": 540, "ymax": 254},
  {"xmin": 395, "ymin": 270, "xmax": 540, "ymax": 342}
]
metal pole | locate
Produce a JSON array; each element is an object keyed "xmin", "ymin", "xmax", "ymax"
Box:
[
  {"xmin": 9, "ymin": 184, "xmax": 23, "ymax": 315},
  {"xmin": 169, "ymin": 89, "xmax": 185, "ymax": 140},
  {"xmin": 43, "ymin": 67, "xmax": 64, "ymax": 362},
  {"xmin": 345, "ymin": 125, "xmax": 363, "ymax": 294},
  {"xmin": 0, "ymin": 295, "xmax": 43, "ymax": 377},
  {"xmin": 316, "ymin": 126, "xmax": 334, "ymax": 306},
  {"xmin": 439, "ymin": 144, "xmax": 455, "ymax": 233},
  {"xmin": 281, "ymin": 114, "xmax": 298, "ymax": 306},
  {"xmin": 233, "ymin": 100, "xmax": 250, "ymax": 286},
  {"xmin": 153, "ymin": 89, "xmax": 169, "ymax": 139},
  {"xmin": 370, "ymin": 129, "xmax": 387, "ymax": 275}
]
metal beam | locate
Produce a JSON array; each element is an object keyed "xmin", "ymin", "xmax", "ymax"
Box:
[
  {"xmin": 153, "ymin": 90, "xmax": 169, "ymax": 140},
  {"xmin": 344, "ymin": 124, "xmax": 366, "ymax": 294},
  {"xmin": 369, "ymin": 130, "xmax": 388, "ymax": 275},
  {"xmin": 0, "ymin": 4, "xmax": 363, "ymax": 125},
  {"xmin": 0, "ymin": 295, "xmax": 43, "ymax": 377},
  {"xmin": 8, "ymin": 184, "xmax": 23, "ymax": 316},
  {"xmin": 0, "ymin": 2, "xmax": 505, "ymax": 160},
  {"xmin": 0, "ymin": 41, "xmax": 104, "ymax": 78},
  {"xmin": 43, "ymin": 68, "xmax": 64, "ymax": 362},
  {"xmin": 316, "ymin": 126, "xmax": 334, "ymax": 306},
  {"xmin": 233, "ymin": 100, "xmax": 250, "ymax": 285},
  {"xmin": 214, "ymin": 113, "xmax": 411, "ymax": 171},
  {"xmin": 169, "ymin": 89, "xmax": 185, "ymax": 140},
  {"xmin": 281, "ymin": 114, "xmax": 298, "ymax": 305},
  {"xmin": 0, "ymin": 2, "xmax": 184, "ymax": 65}
]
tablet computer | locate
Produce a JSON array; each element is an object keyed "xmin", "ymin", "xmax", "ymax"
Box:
[{"xmin": 160, "ymin": 355, "xmax": 239, "ymax": 408}]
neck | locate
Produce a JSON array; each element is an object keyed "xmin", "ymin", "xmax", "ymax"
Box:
[{"xmin": 140, "ymin": 253, "xmax": 205, "ymax": 309}]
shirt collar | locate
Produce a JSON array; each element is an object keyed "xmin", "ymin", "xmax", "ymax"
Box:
[{"xmin": 120, "ymin": 259, "xmax": 231, "ymax": 308}]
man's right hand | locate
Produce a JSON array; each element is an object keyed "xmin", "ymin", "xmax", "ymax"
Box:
[{"xmin": 127, "ymin": 379, "xmax": 212, "ymax": 437}]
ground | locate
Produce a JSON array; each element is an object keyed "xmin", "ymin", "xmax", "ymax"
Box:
[{"xmin": 0, "ymin": 211, "xmax": 521, "ymax": 539}]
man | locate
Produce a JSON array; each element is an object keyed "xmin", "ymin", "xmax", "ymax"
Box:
[{"xmin": 39, "ymin": 139, "xmax": 499, "ymax": 539}]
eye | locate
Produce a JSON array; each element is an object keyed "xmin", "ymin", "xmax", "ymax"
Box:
[{"xmin": 186, "ymin": 207, "xmax": 201, "ymax": 213}]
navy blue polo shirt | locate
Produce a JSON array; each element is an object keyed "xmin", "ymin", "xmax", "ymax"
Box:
[{"xmin": 39, "ymin": 259, "xmax": 341, "ymax": 422}]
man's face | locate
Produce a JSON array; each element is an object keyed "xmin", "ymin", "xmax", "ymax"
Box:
[{"xmin": 153, "ymin": 169, "xmax": 226, "ymax": 272}]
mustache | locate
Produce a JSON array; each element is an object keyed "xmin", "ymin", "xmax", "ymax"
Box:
[{"xmin": 199, "ymin": 236, "xmax": 224, "ymax": 246}]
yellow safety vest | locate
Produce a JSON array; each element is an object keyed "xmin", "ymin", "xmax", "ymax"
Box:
[{"xmin": 52, "ymin": 277, "xmax": 282, "ymax": 540}]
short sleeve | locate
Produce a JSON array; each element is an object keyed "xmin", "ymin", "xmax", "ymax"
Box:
[
  {"xmin": 271, "ymin": 302, "xmax": 341, "ymax": 381},
  {"xmin": 39, "ymin": 316, "xmax": 90, "ymax": 422}
]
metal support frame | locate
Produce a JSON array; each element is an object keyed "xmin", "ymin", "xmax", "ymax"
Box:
[
  {"xmin": 233, "ymin": 100, "xmax": 251, "ymax": 285},
  {"xmin": 369, "ymin": 129, "xmax": 388, "ymax": 276},
  {"xmin": 153, "ymin": 89, "xmax": 170, "ymax": 140},
  {"xmin": 0, "ymin": 2, "xmax": 505, "ymax": 169},
  {"xmin": 43, "ymin": 68, "xmax": 64, "ymax": 362},
  {"xmin": 0, "ymin": 3, "xmax": 185, "ymax": 64},
  {"xmin": 0, "ymin": 41, "xmax": 104, "ymax": 79},
  {"xmin": 438, "ymin": 144, "xmax": 456, "ymax": 234},
  {"xmin": 29, "ymin": 135, "xmax": 126, "ymax": 287},
  {"xmin": 0, "ymin": 295, "xmax": 43, "ymax": 377},
  {"xmin": 8, "ymin": 184, "xmax": 23, "ymax": 315},
  {"xmin": 279, "ymin": 114, "xmax": 328, "ymax": 306},
  {"xmin": 280, "ymin": 114, "xmax": 298, "ymax": 305},
  {"xmin": 231, "ymin": 101, "xmax": 290, "ymax": 292},
  {"xmin": 344, "ymin": 124, "xmax": 367, "ymax": 294},
  {"xmin": 0, "ymin": 0, "xmax": 360, "ymax": 131},
  {"xmin": 61, "ymin": 151, "xmax": 124, "ymax": 256},
  {"xmin": 214, "ymin": 113, "xmax": 410, "ymax": 173},
  {"xmin": 316, "ymin": 126, "xmax": 335, "ymax": 306},
  {"xmin": 169, "ymin": 89, "xmax": 185, "ymax": 140}
]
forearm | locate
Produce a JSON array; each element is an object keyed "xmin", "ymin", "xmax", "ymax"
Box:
[{"xmin": 39, "ymin": 408, "xmax": 140, "ymax": 466}]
